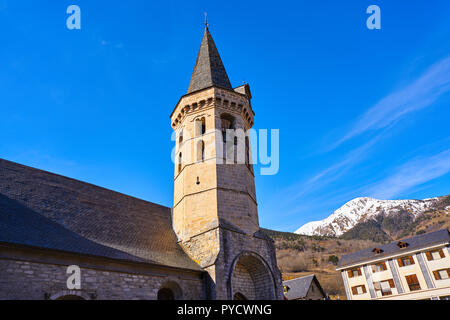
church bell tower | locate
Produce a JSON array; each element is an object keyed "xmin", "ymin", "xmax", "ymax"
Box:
[{"xmin": 170, "ymin": 26, "xmax": 283, "ymax": 300}]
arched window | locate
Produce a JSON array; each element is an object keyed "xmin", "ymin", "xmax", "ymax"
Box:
[
  {"xmin": 221, "ymin": 114, "xmax": 235, "ymax": 142},
  {"xmin": 245, "ymin": 136, "xmax": 250, "ymax": 165},
  {"xmin": 234, "ymin": 137, "xmax": 238, "ymax": 164},
  {"xmin": 178, "ymin": 129, "xmax": 183, "ymax": 144},
  {"xmin": 178, "ymin": 153, "xmax": 182, "ymax": 174},
  {"xmin": 197, "ymin": 140, "xmax": 205, "ymax": 162},
  {"xmin": 221, "ymin": 114, "xmax": 236, "ymax": 160},
  {"xmin": 201, "ymin": 118, "xmax": 206, "ymax": 135},
  {"xmin": 195, "ymin": 117, "xmax": 206, "ymax": 136}
]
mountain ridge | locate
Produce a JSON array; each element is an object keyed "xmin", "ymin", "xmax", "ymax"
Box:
[{"xmin": 295, "ymin": 195, "xmax": 450, "ymax": 241}]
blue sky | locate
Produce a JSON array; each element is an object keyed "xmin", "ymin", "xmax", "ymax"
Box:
[{"xmin": 1, "ymin": 1, "xmax": 449, "ymax": 232}]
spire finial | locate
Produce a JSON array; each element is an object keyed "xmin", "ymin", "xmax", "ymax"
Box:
[{"xmin": 204, "ymin": 12, "xmax": 209, "ymax": 29}]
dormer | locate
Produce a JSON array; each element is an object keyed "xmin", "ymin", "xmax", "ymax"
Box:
[
  {"xmin": 372, "ymin": 248, "xmax": 383, "ymax": 255},
  {"xmin": 397, "ymin": 241, "xmax": 408, "ymax": 249}
]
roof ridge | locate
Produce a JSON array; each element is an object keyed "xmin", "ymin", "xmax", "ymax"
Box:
[
  {"xmin": 284, "ymin": 274, "xmax": 315, "ymax": 282},
  {"xmin": 0, "ymin": 158, "xmax": 170, "ymax": 211}
]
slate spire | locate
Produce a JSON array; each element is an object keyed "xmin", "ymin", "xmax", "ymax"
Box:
[{"xmin": 187, "ymin": 27, "xmax": 232, "ymax": 93}]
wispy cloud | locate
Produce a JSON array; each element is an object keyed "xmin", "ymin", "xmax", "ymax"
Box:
[
  {"xmin": 277, "ymin": 56, "xmax": 450, "ymax": 228},
  {"xmin": 290, "ymin": 130, "xmax": 387, "ymax": 201},
  {"xmin": 366, "ymin": 148, "xmax": 450, "ymax": 199},
  {"xmin": 332, "ymin": 55, "xmax": 450, "ymax": 149},
  {"xmin": 300, "ymin": 55, "xmax": 450, "ymax": 199}
]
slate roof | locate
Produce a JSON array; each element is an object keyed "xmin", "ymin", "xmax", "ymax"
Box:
[
  {"xmin": 338, "ymin": 229, "xmax": 450, "ymax": 268},
  {"xmin": 283, "ymin": 274, "xmax": 325, "ymax": 300},
  {"xmin": 187, "ymin": 27, "xmax": 232, "ymax": 94},
  {"xmin": 0, "ymin": 159, "xmax": 202, "ymax": 271}
]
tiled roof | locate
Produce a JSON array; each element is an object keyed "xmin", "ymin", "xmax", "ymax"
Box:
[
  {"xmin": 0, "ymin": 159, "xmax": 202, "ymax": 271},
  {"xmin": 187, "ymin": 27, "xmax": 232, "ymax": 94},
  {"xmin": 338, "ymin": 229, "xmax": 450, "ymax": 268},
  {"xmin": 283, "ymin": 274, "xmax": 324, "ymax": 300}
]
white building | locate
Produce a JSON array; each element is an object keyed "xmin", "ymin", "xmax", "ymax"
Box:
[{"xmin": 337, "ymin": 229, "xmax": 450, "ymax": 300}]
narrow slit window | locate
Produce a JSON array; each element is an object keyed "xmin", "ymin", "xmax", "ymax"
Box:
[{"xmin": 178, "ymin": 153, "xmax": 182, "ymax": 174}]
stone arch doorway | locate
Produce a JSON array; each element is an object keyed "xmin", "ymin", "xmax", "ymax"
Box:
[
  {"xmin": 229, "ymin": 251, "xmax": 276, "ymax": 300},
  {"xmin": 57, "ymin": 295, "xmax": 85, "ymax": 300},
  {"xmin": 49, "ymin": 290, "xmax": 90, "ymax": 300},
  {"xmin": 157, "ymin": 288, "xmax": 174, "ymax": 300},
  {"xmin": 157, "ymin": 281, "xmax": 183, "ymax": 300},
  {"xmin": 234, "ymin": 292, "xmax": 248, "ymax": 300}
]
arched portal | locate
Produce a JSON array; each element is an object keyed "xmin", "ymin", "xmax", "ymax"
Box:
[
  {"xmin": 57, "ymin": 295, "xmax": 85, "ymax": 300},
  {"xmin": 234, "ymin": 292, "xmax": 248, "ymax": 300},
  {"xmin": 157, "ymin": 288, "xmax": 174, "ymax": 300},
  {"xmin": 157, "ymin": 281, "xmax": 183, "ymax": 300},
  {"xmin": 229, "ymin": 251, "xmax": 276, "ymax": 300},
  {"xmin": 49, "ymin": 290, "xmax": 90, "ymax": 300}
]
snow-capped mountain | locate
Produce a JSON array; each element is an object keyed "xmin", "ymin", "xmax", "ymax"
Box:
[{"xmin": 295, "ymin": 196, "xmax": 443, "ymax": 237}]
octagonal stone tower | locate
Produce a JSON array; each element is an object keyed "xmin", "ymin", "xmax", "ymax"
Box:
[{"xmin": 170, "ymin": 27, "xmax": 283, "ymax": 300}]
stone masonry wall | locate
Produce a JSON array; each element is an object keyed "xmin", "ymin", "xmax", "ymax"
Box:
[
  {"xmin": 232, "ymin": 263, "xmax": 256, "ymax": 300},
  {"xmin": 0, "ymin": 259, "xmax": 204, "ymax": 300}
]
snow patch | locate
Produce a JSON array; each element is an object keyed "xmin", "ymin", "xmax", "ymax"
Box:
[{"xmin": 295, "ymin": 197, "xmax": 440, "ymax": 237}]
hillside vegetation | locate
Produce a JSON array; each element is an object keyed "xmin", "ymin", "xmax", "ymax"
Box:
[{"xmin": 262, "ymin": 228, "xmax": 380, "ymax": 298}]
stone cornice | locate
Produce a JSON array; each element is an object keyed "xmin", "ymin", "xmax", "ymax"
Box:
[{"xmin": 171, "ymin": 87, "xmax": 255, "ymax": 130}]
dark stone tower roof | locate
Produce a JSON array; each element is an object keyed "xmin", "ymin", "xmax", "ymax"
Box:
[{"xmin": 187, "ymin": 27, "xmax": 232, "ymax": 93}]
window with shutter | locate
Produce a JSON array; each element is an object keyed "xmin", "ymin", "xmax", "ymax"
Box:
[
  {"xmin": 373, "ymin": 263, "xmax": 386, "ymax": 272},
  {"xmin": 433, "ymin": 271, "xmax": 441, "ymax": 280},
  {"xmin": 429, "ymin": 249, "xmax": 445, "ymax": 261},
  {"xmin": 388, "ymin": 279, "xmax": 395, "ymax": 288},
  {"xmin": 352, "ymin": 286, "xmax": 366, "ymax": 295},
  {"xmin": 405, "ymin": 274, "xmax": 421, "ymax": 291},
  {"xmin": 373, "ymin": 281, "xmax": 381, "ymax": 290},
  {"xmin": 380, "ymin": 281, "xmax": 392, "ymax": 296},
  {"xmin": 431, "ymin": 251, "xmax": 441, "ymax": 260},
  {"xmin": 399, "ymin": 256, "xmax": 414, "ymax": 267},
  {"xmin": 348, "ymin": 268, "xmax": 361, "ymax": 278},
  {"xmin": 435, "ymin": 269, "xmax": 450, "ymax": 280}
]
